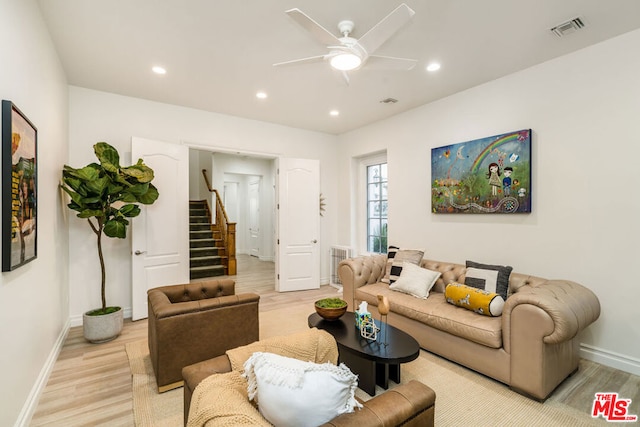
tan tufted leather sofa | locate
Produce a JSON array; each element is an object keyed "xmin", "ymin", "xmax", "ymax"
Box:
[
  {"xmin": 338, "ymin": 255, "xmax": 601, "ymax": 401},
  {"xmin": 147, "ymin": 280, "xmax": 259, "ymax": 392},
  {"xmin": 182, "ymin": 329, "xmax": 436, "ymax": 427}
]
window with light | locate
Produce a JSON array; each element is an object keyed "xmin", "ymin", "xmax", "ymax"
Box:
[{"xmin": 367, "ymin": 163, "xmax": 388, "ymax": 253}]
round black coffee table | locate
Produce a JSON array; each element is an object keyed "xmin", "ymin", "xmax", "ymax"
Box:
[{"xmin": 308, "ymin": 311, "xmax": 420, "ymax": 396}]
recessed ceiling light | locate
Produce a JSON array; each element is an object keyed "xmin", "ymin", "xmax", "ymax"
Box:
[
  {"xmin": 426, "ymin": 62, "xmax": 441, "ymax": 72},
  {"xmin": 152, "ymin": 66, "xmax": 167, "ymax": 75},
  {"xmin": 329, "ymin": 110, "xmax": 340, "ymax": 117},
  {"xmin": 256, "ymin": 91, "xmax": 268, "ymax": 99}
]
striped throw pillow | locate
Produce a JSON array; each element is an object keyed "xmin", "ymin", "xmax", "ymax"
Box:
[{"xmin": 382, "ymin": 246, "xmax": 424, "ymax": 284}]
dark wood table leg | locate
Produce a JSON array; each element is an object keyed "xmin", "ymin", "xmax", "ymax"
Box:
[
  {"xmin": 389, "ymin": 363, "xmax": 401, "ymax": 383},
  {"xmin": 339, "ymin": 351, "xmax": 376, "ymax": 396},
  {"xmin": 375, "ymin": 362, "xmax": 389, "ymax": 389}
]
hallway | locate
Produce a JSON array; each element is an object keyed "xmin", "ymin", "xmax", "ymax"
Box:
[{"xmin": 191, "ymin": 253, "xmax": 339, "ymax": 311}]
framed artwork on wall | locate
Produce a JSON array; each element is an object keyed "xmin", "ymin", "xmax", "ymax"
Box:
[
  {"xmin": 2, "ymin": 100, "xmax": 38, "ymax": 271},
  {"xmin": 431, "ymin": 129, "xmax": 531, "ymax": 214}
]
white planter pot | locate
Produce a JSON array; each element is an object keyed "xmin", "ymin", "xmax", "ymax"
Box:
[{"xmin": 83, "ymin": 307, "xmax": 124, "ymax": 343}]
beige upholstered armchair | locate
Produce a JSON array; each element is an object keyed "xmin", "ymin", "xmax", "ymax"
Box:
[
  {"xmin": 147, "ymin": 280, "xmax": 259, "ymax": 392},
  {"xmin": 182, "ymin": 329, "xmax": 436, "ymax": 427}
]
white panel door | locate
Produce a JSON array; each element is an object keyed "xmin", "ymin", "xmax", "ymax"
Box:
[
  {"xmin": 248, "ymin": 178, "xmax": 260, "ymax": 258},
  {"xmin": 276, "ymin": 158, "xmax": 320, "ymax": 292},
  {"xmin": 131, "ymin": 137, "xmax": 189, "ymax": 320},
  {"xmin": 223, "ymin": 182, "xmax": 239, "ymax": 222}
]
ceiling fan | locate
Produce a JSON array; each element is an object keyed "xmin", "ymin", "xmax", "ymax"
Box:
[{"xmin": 274, "ymin": 3, "xmax": 417, "ymax": 81}]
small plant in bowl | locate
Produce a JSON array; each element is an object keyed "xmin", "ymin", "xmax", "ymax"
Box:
[{"xmin": 315, "ymin": 298, "xmax": 348, "ymax": 321}]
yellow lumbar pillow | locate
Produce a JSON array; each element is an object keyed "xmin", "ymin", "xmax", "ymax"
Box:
[{"xmin": 445, "ymin": 282, "xmax": 504, "ymax": 316}]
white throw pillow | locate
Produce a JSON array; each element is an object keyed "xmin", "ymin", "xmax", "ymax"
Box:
[
  {"xmin": 389, "ymin": 261, "xmax": 441, "ymax": 299},
  {"xmin": 243, "ymin": 352, "xmax": 361, "ymax": 427}
]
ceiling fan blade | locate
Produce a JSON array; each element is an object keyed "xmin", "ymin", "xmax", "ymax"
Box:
[
  {"xmin": 366, "ymin": 55, "xmax": 417, "ymax": 70},
  {"xmin": 341, "ymin": 70, "xmax": 350, "ymax": 85},
  {"xmin": 358, "ymin": 3, "xmax": 415, "ymax": 55},
  {"xmin": 328, "ymin": 69, "xmax": 351, "ymax": 86},
  {"xmin": 286, "ymin": 8, "xmax": 341, "ymax": 46},
  {"xmin": 273, "ymin": 55, "xmax": 326, "ymax": 67}
]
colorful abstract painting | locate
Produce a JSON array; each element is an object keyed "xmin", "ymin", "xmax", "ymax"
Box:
[
  {"xmin": 431, "ymin": 129, "xmax": 531, "ymax": 214},
  {"xmin": 2, "ymin": 100, "xmax": 38, "ymax": 270}
]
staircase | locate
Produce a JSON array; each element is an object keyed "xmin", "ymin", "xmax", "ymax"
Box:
[{"xmin": 189, "ymin": 200, "xmax": 226, "ymax": 279}]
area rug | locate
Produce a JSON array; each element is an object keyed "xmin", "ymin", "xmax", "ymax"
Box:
[
  {"xmin": 126, "ymin": 340, "xmax": 183, "ymax": 427},
  {"xmin": 127, "ymin": 304, "xmax": 605, "ymax": 426}
]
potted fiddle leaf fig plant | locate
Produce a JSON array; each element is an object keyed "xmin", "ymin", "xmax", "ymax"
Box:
[{"xmin": 60, "ymin": 142, "xmax": 159, "ymax": 342}]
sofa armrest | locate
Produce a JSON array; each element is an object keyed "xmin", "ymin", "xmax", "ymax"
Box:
[
  {"xmin": 321, "ymin": 380, "xmax": 436, "ymax": 427},
  {"xmin": 503, "ymin": 279, "xmax": 601, "ymax": 399},
  {"xmin": 338, "ymin": 254, "xmax": 387, "ymax": 310},
  {"xmin": 182, "ymin": 355, "xmax": 233, "ymax": 426},
  {"xmin": 503, "ymin": 280, "xmax": 600, "ymax": 349}
]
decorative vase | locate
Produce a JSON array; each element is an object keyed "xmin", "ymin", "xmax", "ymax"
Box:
[
  {"xmin": 83, "ymin": 307, "xmax": 123, "ymax": 343},
  {"xmin": 377, "ymin": 295, "xmax": 390, "ymax": 315},
  {"xmin": 377, "ymin": 294, "xmax": 390, "ymax": 346}
]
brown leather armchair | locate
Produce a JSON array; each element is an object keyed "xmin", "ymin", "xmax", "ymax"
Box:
[{"xmin": 147, "ymin": 280, "xmax": 259, "ymax": 392}]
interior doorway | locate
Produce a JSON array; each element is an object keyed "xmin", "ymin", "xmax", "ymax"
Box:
[
  {"xmin": 189, "ymin": 148, "xmax": 276, "ymax": 281},
  {"xmin": 187, "ymin": 146, "xmax": 320, "ymax": 293}
]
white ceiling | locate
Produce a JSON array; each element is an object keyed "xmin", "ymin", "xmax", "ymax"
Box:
[{"xmin": 38, "ymin": 0, "xmax": 640, "ymax": 135}]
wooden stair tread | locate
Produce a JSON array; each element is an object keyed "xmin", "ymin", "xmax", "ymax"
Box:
[
  {"xmin": 188, "ymin": 199, "xmax": 235, "ymax": 276},
  {"xmin": 190, "ymin": 255, "xmax": 226, "ymax": 261}
]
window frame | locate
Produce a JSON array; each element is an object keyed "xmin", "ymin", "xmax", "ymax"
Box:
[{"xmin": 357, "ymin": 152, "xmax": 387, "ymax": 255}]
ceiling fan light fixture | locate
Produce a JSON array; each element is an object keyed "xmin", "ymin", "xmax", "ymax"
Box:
[{"xmin": 330, "ymin": 53, "xmax": 362, "ymax": 71}]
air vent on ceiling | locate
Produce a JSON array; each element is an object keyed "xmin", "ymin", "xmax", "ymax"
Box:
[
  {"xmin": 550, "ymin": 17, "xmax": 586, "ymax": 37},
  {"xmin": 380, "ymin": 97, "xmax": 398, "ymax": 104}
]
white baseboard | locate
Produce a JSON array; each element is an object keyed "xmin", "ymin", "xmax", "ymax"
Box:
[
  {"xmin": 580, "ymin": 343, "xmax": 640, "ymax": 376},
  {"xmin": 69, "ymin": 314, "xmax": 82, "ymax": 328},
  {"xmin": 14, "ymin": 319, "xmax": 71, "ymax": 427},
  {"xmin": 329, "ymin": 283, "xmax": 343, "ymax": 292},
  {"xmin": 237, "ymin": 252, "xmax": 274, "ymax": 262}
]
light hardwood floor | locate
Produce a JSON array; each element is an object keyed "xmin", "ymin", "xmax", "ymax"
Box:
[
  {"xmin": 30, "ymin": 255, "xmax": 337, "ymax": 426},
  {"xmin": 31, "ymin": 254, "xmax": 640, "ymax": 425}
]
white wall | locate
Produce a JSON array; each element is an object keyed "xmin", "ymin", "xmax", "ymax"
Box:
[
  {"xmin": 223, "ymin": 173, "xmax": 250, "ymax": 255},
  {"xmin": 198, "ymin": 150, "xmax": 213, "ymax": 205},
  {"xmin": 0, "ymin": 1, "xmax": 69, "ymax": 425},
  {"xmin": 68, "ymin": 86, "xmax": 339, "ymax": 323},
  {"xmin": 338, "ymin": 29, "xmax": 640, "ymax": 375},
  {"xmin": 214, "ymin": 153, "xmax": 275, "ymax": 260},
  {"xmin": 188, "ymin": 149, "xmax": 202, "ymax": 200}
]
